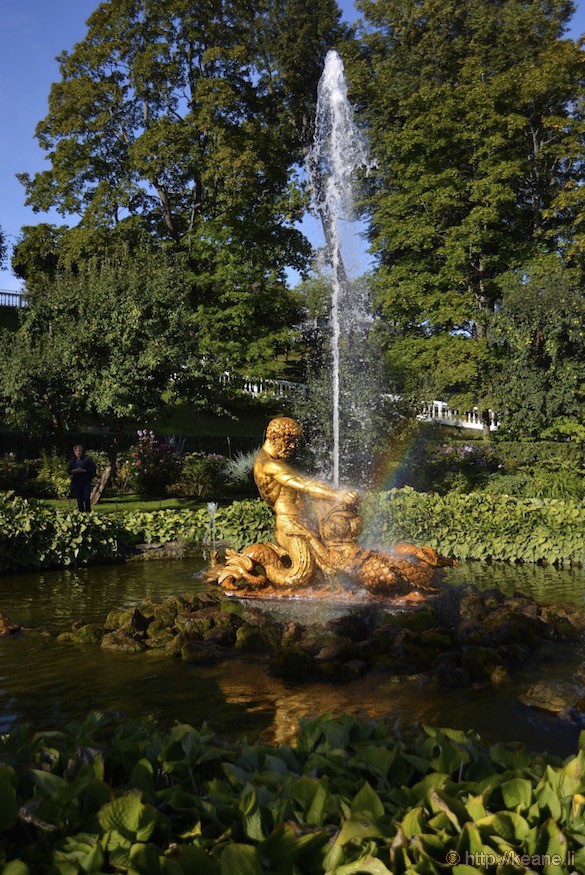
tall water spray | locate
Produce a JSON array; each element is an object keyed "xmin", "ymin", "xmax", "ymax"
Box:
[{"xmin": 307, "ymin": 50, "xmax": 374, "ymax": 486}]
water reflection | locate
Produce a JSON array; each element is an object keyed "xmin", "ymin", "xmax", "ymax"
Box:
[{"xmin": 1, "ymin": 558, "xmax": 584, "ymax": 755}]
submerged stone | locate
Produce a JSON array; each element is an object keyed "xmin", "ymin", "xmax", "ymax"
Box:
[{"xmin": 520, "ymin": 680, "xmax": 585, "ymax": 714}]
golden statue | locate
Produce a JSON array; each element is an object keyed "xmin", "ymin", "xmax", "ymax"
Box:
[{"xmin": 214, "ymin": 416, "xmax": 450, "ymax": 597}]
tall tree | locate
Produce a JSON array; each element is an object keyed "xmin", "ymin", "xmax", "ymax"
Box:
[
  {"xmin": 348, "ymin": 0, "xmax": 585, "ymax": 404},
  {"xmin": 18, "ymin": 0, "xmax": 342, "ymax": 246},
  {"xmin": 490, "ymin": 254, "xmax": 585, "ymax": 439},
  {"xmin": 16, "ymin": 0, "xmax": 344, "ymax": 374}
]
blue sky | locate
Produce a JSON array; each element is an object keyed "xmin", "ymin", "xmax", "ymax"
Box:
[{"xmin": 0, "ymin": 0, "xmax": 583, "ymax": 291}]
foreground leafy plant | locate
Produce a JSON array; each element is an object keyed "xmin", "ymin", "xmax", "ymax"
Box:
[{"xmin": 2, "ymin": 713, "xmax": 585, "ymax": 874}]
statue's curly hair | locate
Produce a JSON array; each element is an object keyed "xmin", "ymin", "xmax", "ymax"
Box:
[{"xmin": 266, "ymin": 417, "xmax": 302, "ymax": 444}]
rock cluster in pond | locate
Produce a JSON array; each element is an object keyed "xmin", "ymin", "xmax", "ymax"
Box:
[{"xmin": 55, "ymin": 585, "xmax": 585, "ymax": 694}]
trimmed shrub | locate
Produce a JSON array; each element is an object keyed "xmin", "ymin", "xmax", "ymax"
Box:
[
  {"xmin": 168, "ymin": 452, "xmax": 226, "ymax": 499},
  {"xmin": 364, "ymin": 488, "xmax": 585, "ymax": 566}
]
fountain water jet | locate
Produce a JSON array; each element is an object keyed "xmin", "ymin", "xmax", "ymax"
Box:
[
  {"xmin": 307, "ymin": 50, "xmax": 375, "ymax": 486},
  {"xmin": 207, "ymin": 56, "xmax": 450, "ymax": 599}
]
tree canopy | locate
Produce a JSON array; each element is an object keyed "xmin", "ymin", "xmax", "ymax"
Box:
[
  {"xmin": 347, "ymin": 0, "xmax": 585, "ymax": 406},
  {"xmin": 490, "ymin": 254, "xmax": 585, "ymax": 439},
  {"xmin": 12, "ymin": 0, "xmax": 344, "ymax": 390}
]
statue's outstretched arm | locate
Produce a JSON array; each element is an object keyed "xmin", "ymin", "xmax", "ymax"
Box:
[{"xmin": 266, "ymin": 460, "xmax": 340, "ymax": 502}]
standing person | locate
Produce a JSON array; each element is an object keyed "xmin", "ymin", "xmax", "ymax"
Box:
[{"xmin": 67, "ymin": 445, "xmax": 96, "ymax": 512}]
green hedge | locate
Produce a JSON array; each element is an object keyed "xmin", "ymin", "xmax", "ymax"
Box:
[
  {"xmin": 364, "ymin": 488, "xmax": 585, "ymax": 566},
  {"xmin": 0, "ymin": 493, "xmax": 274, "ymax": 572},
  {"xmin": 1, "ymin": 712, "xmax": 585, "ymax": 874},
  {"xmin": 3, "ymin": 488, "xmax": 585, "ymax": 572}
]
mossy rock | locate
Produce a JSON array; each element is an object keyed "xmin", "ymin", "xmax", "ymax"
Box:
[
  {"xmin": 475, "ymin": 610, "xmax": 545, "ymax": 648},
  {"xmin": 366, "ymin": 627, "xmax": 400, "ymax": 657},
  {"xmin": 139, "ymin": 597, "xmax": 161, "ymax": 619},
  {"xmin": 327, "ymin": 611, "xmax": 375, "ymax": 641},
  {"xmin": 297, "ymin": 627, "xmax": 340, "ymax": 656},
  {"xmin": 72, "ymin": 624, "xmax": 105, "ymax": 646},
  {"xmin": 281, "ymin": 622, "xmax": 305, "ymax": 647},
  {"xmin": 433, "ymin": 652, "xmax": 471, "ymax": 687},
  {"xmin": 151, "ymin": 596, "xmax": 190, "ymax": 627},
  {"xmin": 316, "ymin": 659, "xmax": 367, "ymax": 681},
  {"xmin": 419, "ymin": 628, "xmax": 453, "ymax": 651},
  {"xmin": 205, "ymin": 625, "xmax": 237, "ymax": 647},
  {"xmin": 175, "ymin": 607, "xmax": 231, "ymax": 637},
  {"xmin": 145, "ymin": 627, "xmax": 176, "ymax": 648},
  {"xmin": 165, "ymin": 634, "xmax": 186, "ymax": 658},
  {"xmin": 369, "ymin": 654, "xmax": 402, "ymax": 673},
  {"xmin": 105, "ymin": 607, "xmax": 150, "ymax": 634},
  {"xmin": 100, "ymin": 630, "xmax": 146, "ymax": 653},
  {"xmin": 56, "ymin": 632, "xmax": 77, "ymax": 644},
  {"xmin": 315, "ymin": 636, "xmax": 356, "ymax": 663},
  {"xmin": 520, "ymin": 680, "xmax": 584, "ymax": 714},
  {"xmin": 235, "ymin": 622, "xmax": 281, "ymax": 650}
]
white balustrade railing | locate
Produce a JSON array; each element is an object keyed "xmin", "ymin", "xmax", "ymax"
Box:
[
  {"xmin": 219, "ymin": 373, "xmax": 305, "ymax": 398},
  {"xmin": 418, "ymin": 400, "xmax": 500, "ymax": 431},
  {"xmin": 186, "ymin": 370, "xmax": 502, "ymax": 429},
  {"xmin": 0, "ymin": 290, "xmax": 27, "ymax": 308}
]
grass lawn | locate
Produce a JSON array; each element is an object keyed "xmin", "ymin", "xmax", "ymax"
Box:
[{"xmin": 42, "ymin": 495, "xmax": 207, "ymax": 514}]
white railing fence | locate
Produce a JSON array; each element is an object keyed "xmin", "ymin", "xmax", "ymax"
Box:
[
  {"xmin": 219, "ymin": 372, "xmax": 305, "ymax": 398},
  {"xmin": 0, "ymin": 290, "xmax": 27, "ymax": 308},
  {"xmin": 418, "ymin": 400, "xmax": 500, "ymax": 431},
  {"xmin": 218, "ymin": 375, "xmax": 501, "ymax": 430}
]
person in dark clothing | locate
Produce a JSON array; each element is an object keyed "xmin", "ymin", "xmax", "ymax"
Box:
[{"xmin": 67, "ymin": 445, "xmax": 96, "ymax": 511}]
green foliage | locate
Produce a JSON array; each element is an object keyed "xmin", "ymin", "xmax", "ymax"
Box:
[
  {"xmin": 5, "ymin": 486, "xmax": 585, "ymax": 571},
  {"xmin": 483, "ymin": 471, "xmax": 585, "ymax": 502},
  {"xmin": 12, "ymin": 0, "xmax": 345, "ymax": 390},
  {"xmin": 0, "ymin": 493, "xmax": 122, "ymax": 572},
  {"xmin": 2, "ymin": 712, "xmax": 585, "ymax": 874},
  {"xmin": 169, "ymin": 453, "xmax": 227, "ymax": 500},
  {"xmin": 35, "ymin": 450, "xmax": 71, "ymax": 499},
  {"xmin": 0, "ymin": 494, "xmax": 274, "ymax": 571},
  {"xmin": 348, "ymin": 0, "xmax": 585, "ymax": 401},
  {"xmin": 0, "ymin": 248, "xmax": 193, "ymax": 440},
  {"xmin": 364, "ymin": 488, "xmax": 585, "ymax": 565},
  {"xmin": 0, "ymin": 456, "xmax": 39, "ymax": 495},
  {"xmin": 493, "ymin": 440, "xmax": 584, "ymax": 472},
  {"xmin": 490, "ymin": 255, "xmax": 585, "ymax": 439}
]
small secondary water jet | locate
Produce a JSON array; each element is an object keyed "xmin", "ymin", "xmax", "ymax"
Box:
[
  {"xmin": 205, "ymin": 501, "xmax": 218, "ymax": 567},
  {"xmin": 307, "ymin": 49, "xmax": 374, "ymax": 486}
]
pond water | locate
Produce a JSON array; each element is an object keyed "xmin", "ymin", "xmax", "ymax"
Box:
[{"xmin": 1, "ymin": 558, "xmax": 585, "ymax": 756}]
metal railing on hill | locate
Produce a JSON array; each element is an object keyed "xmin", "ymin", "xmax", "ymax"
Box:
[{"xmin": 0, "ymin": 290, "xmax": 27, "ymax": 308}]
